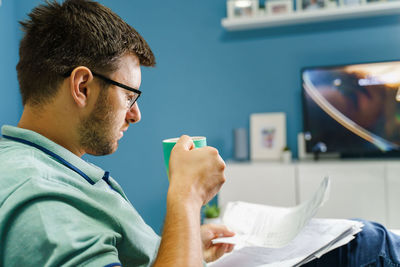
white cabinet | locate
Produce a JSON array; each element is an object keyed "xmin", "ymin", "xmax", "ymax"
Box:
[
  {"xmin": 220, "ymin": 160, "xmax": 399, "ymax": 228},
  {"xmin": 386, "ymin": 163, "xmax": 400, "ymax": 229},
  {"xmin": 220, "ymin": 162, "xmax": 296, "ymax": 212},
  {"xmin": 297, "ymin": 161, "xmax": 387, "ymax": 226}
]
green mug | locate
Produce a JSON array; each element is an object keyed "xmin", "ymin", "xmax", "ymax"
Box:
[{"xmin": 162, "ymin": 136, "xmax": 207, "ymax": 179}]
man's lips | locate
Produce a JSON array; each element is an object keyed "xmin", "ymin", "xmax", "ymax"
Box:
[{"xmin": 119, "ymin": 127, "xmax": 128, "ymax": 139}]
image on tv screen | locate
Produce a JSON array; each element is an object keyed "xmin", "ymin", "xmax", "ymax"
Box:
[{"xmin": 302, "ymin": 60, "xmax": 400, "ymax": 157}]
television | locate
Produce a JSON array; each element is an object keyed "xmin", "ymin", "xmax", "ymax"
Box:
[{"xmin": 301, "ymin": 60, "xmax": 400, "ymax": 158}]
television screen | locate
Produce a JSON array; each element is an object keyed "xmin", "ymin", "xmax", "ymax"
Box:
[{"xmin": 302, "ymin": 60, "xmax": 400, "ymax": 157}]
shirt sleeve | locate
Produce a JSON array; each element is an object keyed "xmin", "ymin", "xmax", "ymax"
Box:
[{"xmin": 2, "ymin": 198, "xmax": 122, "ymax": 267}]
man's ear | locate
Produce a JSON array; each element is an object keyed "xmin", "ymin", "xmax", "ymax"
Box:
[{"xmin": 68, "ymin": 67, "xmax": 94, "ymax": 108}]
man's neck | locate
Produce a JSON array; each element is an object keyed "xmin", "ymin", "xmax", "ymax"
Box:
[{"xmin": 18, "ymin": 104, "xmax": 85, "ymax": 157}]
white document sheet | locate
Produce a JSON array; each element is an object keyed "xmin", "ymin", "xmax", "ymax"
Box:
[
  {"xmin": 213, "ymin": 177, "xmax": 331, "ymax": 248},
  {"xmin": 209, "ymin": 219, "xmax": 363, "ymax": 267}
]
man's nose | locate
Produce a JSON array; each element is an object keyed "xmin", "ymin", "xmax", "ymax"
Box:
[{"xmin": 126, "ymin": 102, "xmax": 141, "ymax": 124}]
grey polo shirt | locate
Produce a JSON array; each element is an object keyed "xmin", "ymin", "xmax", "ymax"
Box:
[{"xmin": 0, "ymin": 125, "xmax": 160, "ymax": 266}]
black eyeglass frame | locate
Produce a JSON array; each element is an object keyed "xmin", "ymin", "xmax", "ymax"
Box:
[
  {"xmin": 91, "ymin": 71, "xmax": 141, "ymax": 108},
  {"xmin": 63, "ymin": 70, "xmax": 142, "ymax": 109}
]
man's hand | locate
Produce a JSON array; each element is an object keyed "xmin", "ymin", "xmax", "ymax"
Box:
[
  {"xmin": 201, "ymin": 224, "xmax": 235, "ymax": 263},
  {"xmin": 168, "ymin": 135, "xmax": 226, "ymax": 206},
  {"xmin": 154, "ymin": 135, "xmax": 227, "ymax": 267}
]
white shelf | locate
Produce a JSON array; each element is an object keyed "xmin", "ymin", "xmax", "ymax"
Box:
[{"xmin": 221, "ymin": 2, "xmax": 400, "ymax": 31}]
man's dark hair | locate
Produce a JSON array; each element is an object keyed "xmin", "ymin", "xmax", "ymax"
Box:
[{"xmin": 17, "ymin": 0, "xmax": 155, "ymax": 106}]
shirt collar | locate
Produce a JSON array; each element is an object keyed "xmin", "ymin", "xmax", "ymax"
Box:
[{"xmin": 1, "ymin": 125, "xmax": 105, "ymax": 184}]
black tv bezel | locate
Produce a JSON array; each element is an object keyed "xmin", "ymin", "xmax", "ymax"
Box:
[{"xmin": 300, "ymin": 59, "xmax": 400, "ymax": 158}]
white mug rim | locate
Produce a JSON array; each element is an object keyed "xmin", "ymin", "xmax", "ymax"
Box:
[{"xmin": 163, "ymin": 136, "xmax": 206, "ymax": 143}]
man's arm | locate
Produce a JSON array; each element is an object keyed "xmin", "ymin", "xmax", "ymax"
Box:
[
  {"xmin": 154, "ymin": 190, "xmax": 203, "ymax": 266},
  {"xmin": 153, "ymin": 135, "xmax": 226, "ymax": 267}
]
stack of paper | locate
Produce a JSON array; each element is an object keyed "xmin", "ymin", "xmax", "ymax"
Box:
[{"xmin": 209, "ymin": 177, "xmax": 363, "ymax": 267}]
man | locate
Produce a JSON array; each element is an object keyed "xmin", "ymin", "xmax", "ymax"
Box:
[
  {"xmin": 0, "ymin": 0, "xmax": 399, "ymax": 266},
  {"xmin": 0, "ymin": 0, "xmax": 233, "ymax": 266}
]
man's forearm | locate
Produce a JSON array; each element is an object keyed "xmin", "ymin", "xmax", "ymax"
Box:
[
  {"xmin": 153, "ymin": 189, "xmax": 203, "ymax": 267},
  {"xmin": 153, "ymin": 136, "xmax": 226, "ymax": 266}
]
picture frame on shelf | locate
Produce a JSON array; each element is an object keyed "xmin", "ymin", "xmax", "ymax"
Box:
[
  {"xmin": 227, "ymin": 0, "xmax": 259, "ymax": 19},
  {"xmin": 339, "ymin": 0, "xmax": 366, "ymax": 6},
  {"xmin": 325, "ymin": 0, "xmax": 339, "ymax": 8},
  {"xmin": 250, "ymin": 112, "xmax": 286, "ymax": 161},
  {"xmin": 296, "ymin": 0, "xmax": 327, "ymax": 11},
  {"xmin": 265, "ymin": 0, "xmax": 294, "ymax": 15}
]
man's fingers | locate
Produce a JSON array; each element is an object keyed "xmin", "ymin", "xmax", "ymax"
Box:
[
  {"xmin": 205, "ymin": 243, "xmax": 234, "ymax": 263},
  {"xmin": 207, "ymin": 224, "xmax": 235, "ymax": 237},
  {"xmin": 174, "ymin": 135, "xmax": 194, "ymax": 151},
  {"xmin": 213, "ymin": 244, "xmax": 228, "ymax": 261},
  {"xmin": 225, "ymin": 244, "xmax": 235, "ymax": 253}
]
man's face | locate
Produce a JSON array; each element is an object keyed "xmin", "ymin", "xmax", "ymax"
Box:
[{"xmin": 78, "ymin": 54, "xmax": 142, "ymax": 155}]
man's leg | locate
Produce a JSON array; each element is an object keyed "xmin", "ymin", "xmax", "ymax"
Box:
[{"xmin": 303, "ymin": 220, "xmax": 400, "ymax": 267}]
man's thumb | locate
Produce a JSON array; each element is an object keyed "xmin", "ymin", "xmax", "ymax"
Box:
[{"xmin": 174, "ymin": 135, "xmax": 195, "ymax": 151}]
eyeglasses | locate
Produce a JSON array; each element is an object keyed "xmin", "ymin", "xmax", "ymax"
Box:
[{"xmin": 91, "ymin": 71, "xmax": 141, "ymax": 109}]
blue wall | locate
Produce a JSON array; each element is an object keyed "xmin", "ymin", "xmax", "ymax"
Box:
[
  {"xmin": 3, "ymin": 0, "xmax": 400, "ymax": 233},
  {"xmin": 0, "ymin": 0, "xmax": 20, "ymax": 125}
]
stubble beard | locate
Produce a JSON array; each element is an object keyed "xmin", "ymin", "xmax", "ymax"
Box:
[{"xmin": 78, "ymin": 90, "xmax": 120, "ymax": 156}]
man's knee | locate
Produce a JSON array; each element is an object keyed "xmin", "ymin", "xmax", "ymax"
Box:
[{"xmin": 352, "ymin": 219, "xmax": 386, "ymax": 251}]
